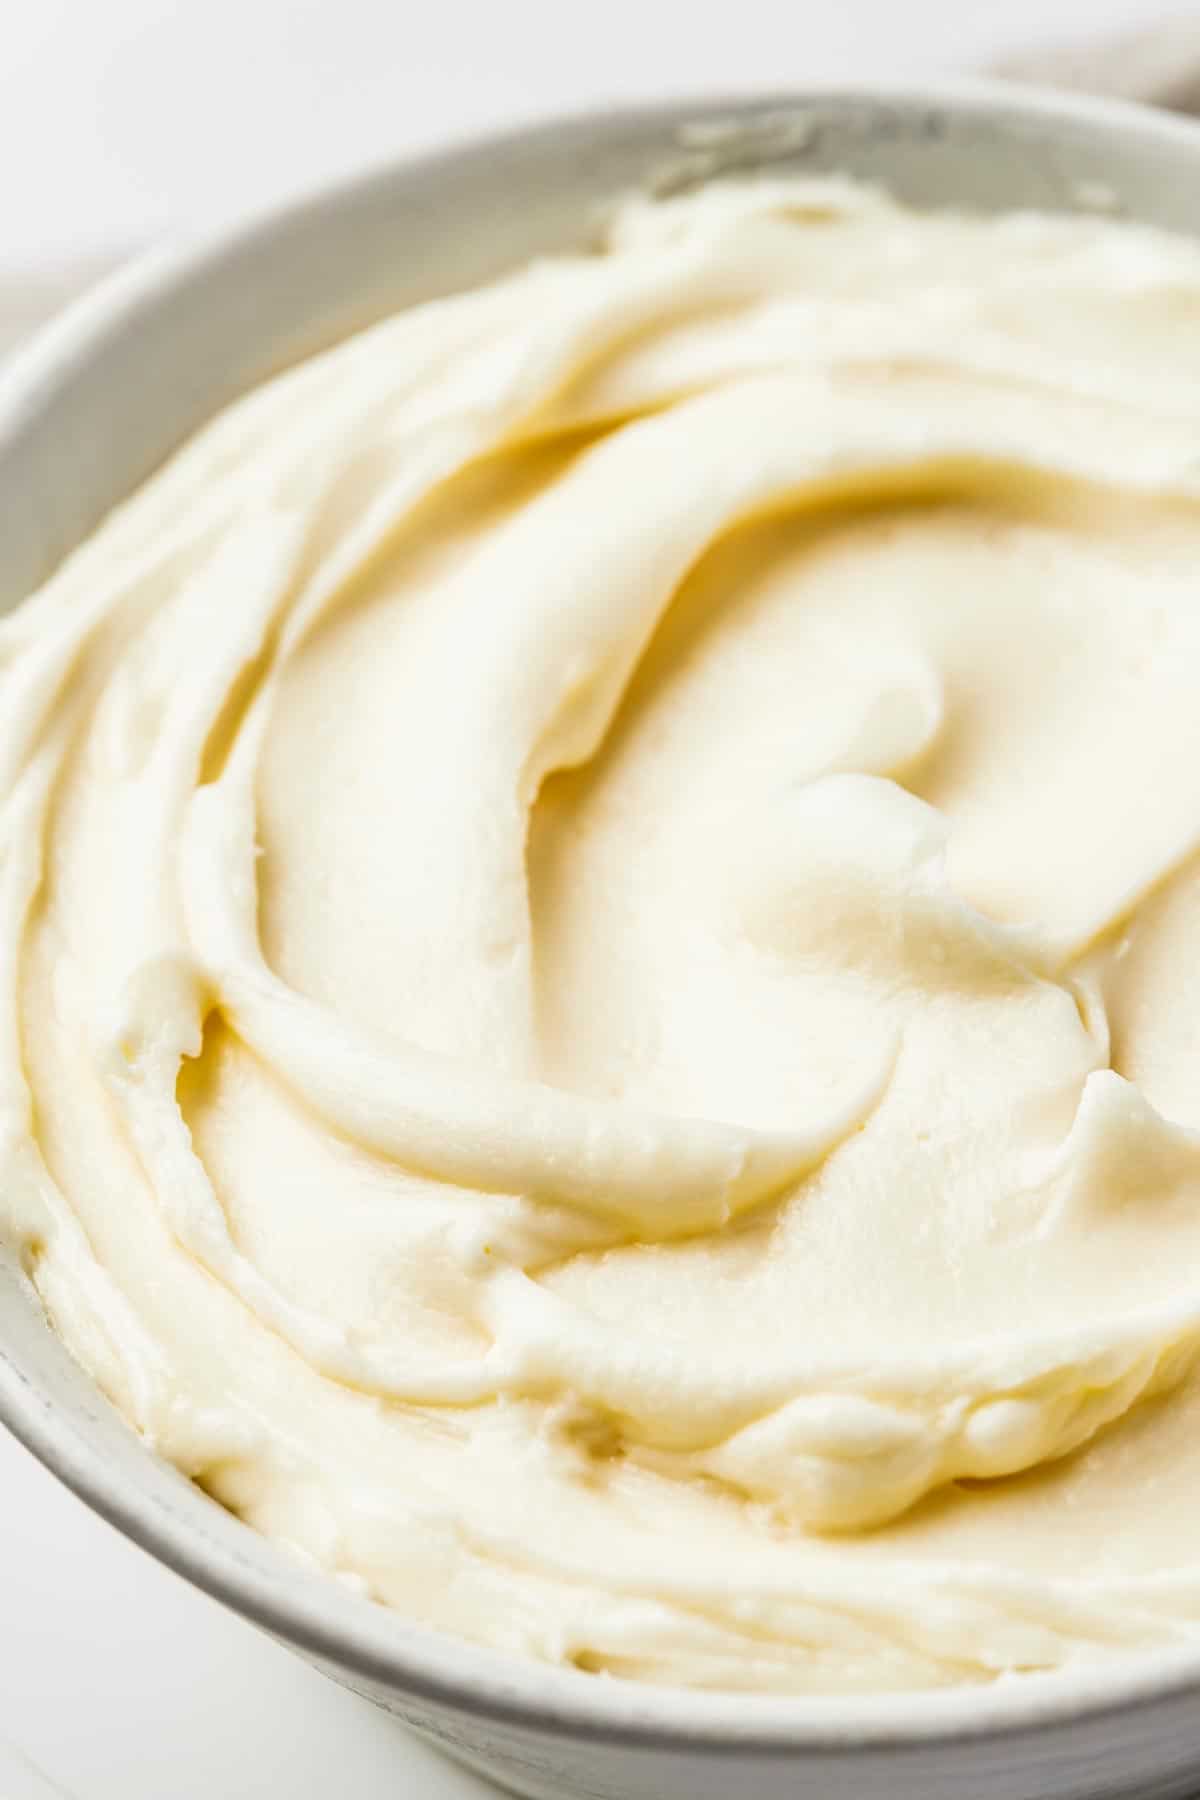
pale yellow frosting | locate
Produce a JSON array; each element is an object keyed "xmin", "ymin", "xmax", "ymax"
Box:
[{"xmin": 8, "ymin": 177, "xmax": 1200, "ymax": 1692}]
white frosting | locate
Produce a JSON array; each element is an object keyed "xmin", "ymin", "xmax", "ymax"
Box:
[{"xmin": 8, "ymin": 177, "xmax": 1200, "ymax": 1691}]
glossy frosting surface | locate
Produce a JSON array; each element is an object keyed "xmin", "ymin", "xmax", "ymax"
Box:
[{"xmin": 8, "ymin": 178, "xmax": 1200, "ymax": 1690}]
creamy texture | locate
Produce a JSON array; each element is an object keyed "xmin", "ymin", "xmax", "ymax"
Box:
[{"xmin": 8, "ymin": 178, "xmax": 1200, "ymax": 1692}]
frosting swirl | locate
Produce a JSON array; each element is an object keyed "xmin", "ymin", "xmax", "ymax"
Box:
[{"xmin": 9, "ymin": 177, "xmax": 1200, "ymax": 1690}]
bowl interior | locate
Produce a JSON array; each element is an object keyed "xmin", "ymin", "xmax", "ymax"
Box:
[{"xmin": 5, "ymin": 80, "xmax": 1200, "ymax": 1751}]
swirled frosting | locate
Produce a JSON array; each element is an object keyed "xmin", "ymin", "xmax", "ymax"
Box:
[{"xmin": 9, "ymin": 176, "xmax": 1200, "ymax": 1691}]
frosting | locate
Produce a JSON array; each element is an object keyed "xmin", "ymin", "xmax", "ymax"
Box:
[{"xmin": 8, "ymin": 176, "xmax": 1200, "ymax": 1691}]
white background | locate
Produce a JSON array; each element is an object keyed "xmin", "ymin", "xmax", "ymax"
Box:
[{"xmin": 0, "ymin": 2, "xmax": 1192, "ymax": 1795}]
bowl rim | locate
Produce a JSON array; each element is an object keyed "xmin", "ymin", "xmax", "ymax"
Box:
[{"xmin": 5, "ymin": 71, "xmax": 1200, "ymax": 1755}]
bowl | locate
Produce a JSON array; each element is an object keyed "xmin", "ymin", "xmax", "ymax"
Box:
[{"xmin": 5, "ymin": 78, "xmax": 1200, "ymax": 1800}]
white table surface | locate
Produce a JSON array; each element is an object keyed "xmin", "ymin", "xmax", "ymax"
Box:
[{"xmin": 0, "ymin": 1, "xmax": 1191, "ymax": 1793}]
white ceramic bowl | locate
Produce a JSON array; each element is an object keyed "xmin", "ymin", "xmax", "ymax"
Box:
[{"xmin": 5, "ymin": 80, "xmax": 1200, "ymax": 1800}]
